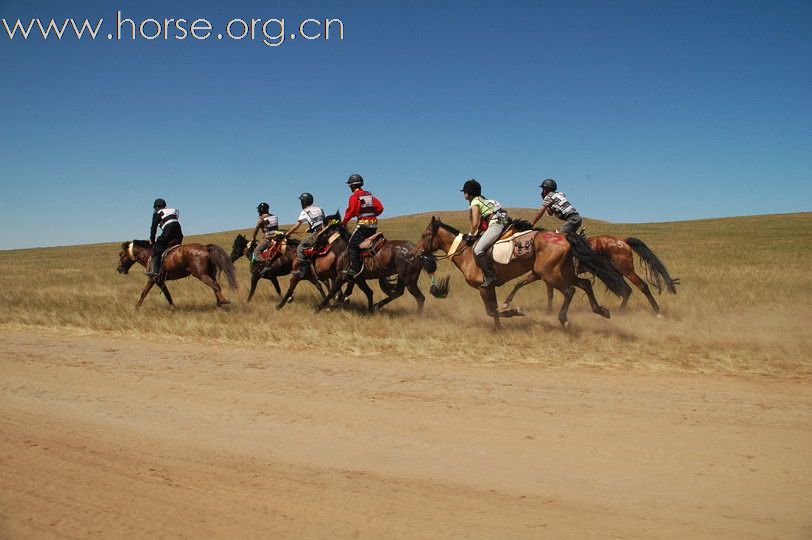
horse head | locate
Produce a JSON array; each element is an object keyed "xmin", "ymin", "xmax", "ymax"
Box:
[
  {"xmin": 116, "ymin": 240, "xmax": 149, "ymax": 274},
  {"xmin": 416, "ymin": 216, "xmax": 444, "ymax": 256},
  {"xmin": 230, "ymin": 234, "xmax": 248, "ymax": 262}
]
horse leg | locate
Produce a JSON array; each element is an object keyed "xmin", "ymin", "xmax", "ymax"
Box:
[
  {"xmin": 373, "ymin": 279, "xmax": 405, "ymax": 312},
  {"xmin": 157, "ymin": 281, "xmax": 175, "ymax": 308},
  {"xmin": 135, "ymin": 279, "xmax": 155, "ymax": 308},
  {"xmin": 625, "ymin": 271, "xmax": 662, "ymax": 316},
  {"xmin": 546, "ymin": 283, "xmax": 554, "ymax": 314},
  {"xmin": 277, "ymin": 275, "xmax": 301, "ymax": 310},
  {"xmin": 308, "ymin": 274, "xmax": 327, "ymax": 299},
  {"xmin": 314, "ymin": 276, "xmax": 347, "ymax": 313},
  {"xmin": 270, "ymin": 275, "xmax": 282, "ymax": 297},
  {"xmin": 406, "ymin": 280, "xmax": 426, "ymax": 313},
  {"xmin": 557, "ymin": 286, "xmax": 575, "ymax": 329},
  {"xmin": 247, "ymin": 270, "xmax": 260, "ymax": 303},
  {"xmin": 502, "ymin": 272, "xmax": 540, "ymax": 309},
  {"xmin": 355, "ymin": 279, "xmax": 376, "ymax": 313},
  {"xmin": 575, "ymin": 276, "xmax": 611, "ymax": 319},
  {"xmin": 480, "ymin": 287, "xmax": 501, "ymax": 329},
  {"xmin": 198, "ymin": 273, "xmax": 230, "ymax": 306}
]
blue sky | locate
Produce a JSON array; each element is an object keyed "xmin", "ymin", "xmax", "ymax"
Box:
[{"xmin": 1, "ymin": 0, "xmax": 810, "ymax": 249}]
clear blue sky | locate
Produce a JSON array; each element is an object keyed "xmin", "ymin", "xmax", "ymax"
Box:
[{"xmin": 1, "ymin": 0, "xmax": 810, "ymax": 249}]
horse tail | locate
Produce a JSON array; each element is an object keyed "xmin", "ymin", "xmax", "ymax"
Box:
[
  {"xmin": 566, "ymin": 233, "xmax": 631, "ymax": 298},
  {"xmin": 626, "ymin": 238, "xmax": 678, "ymax": 294},
  {"xmin": 207, "ymin": 244, "xmax": 239, "ymax": 291}
]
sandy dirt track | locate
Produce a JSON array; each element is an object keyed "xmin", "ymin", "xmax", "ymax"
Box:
[{"xmin": 1, "ymin": 329, "xmax": 810, "ymax": 539}]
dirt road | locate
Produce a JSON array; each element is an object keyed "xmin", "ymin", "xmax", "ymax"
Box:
[{"xmin": 1, "ymin": 329, "xmax": 810, "ymax": 539}]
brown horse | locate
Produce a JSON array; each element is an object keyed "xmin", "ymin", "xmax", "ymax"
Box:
[
  {"xmin": 414, "ymin": 217, "xmax": 631, "ymax": 329},
  {"xmin": 229, "ymin": 234, "xmax": 329, "ymax": 303},
  {"xmin": 502, "ymin": 235, "xmax": 679, "ymax": 316},
  {"xmin": 117, "ymin": 240, "xmax": 238, "ymax": 308}
]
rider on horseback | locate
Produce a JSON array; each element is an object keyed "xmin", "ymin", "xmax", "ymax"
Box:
[
  {"xmin": 251, "ymin": 202, "xmax": 279, "ymax": 262},
  {"xmin": 285, "ymin": 193, "xmax": 326, "ymax": 278},
  {"xmin": 342, "ymin": 174, "xmax": 384, "ymax": 279},
  {"xmin": 531, "ymin": 178, "xmax": 582, "ymax": 234},
  {"xmin": 461, "ymin": 179, "xmax": 508, "ymax": 289},
  {"xmin": 146, "ymin": 198, "xmax": 184, "ymax": 279}
]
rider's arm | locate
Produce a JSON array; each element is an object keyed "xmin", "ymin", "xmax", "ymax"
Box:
[
  {"xmin": 469, "ymin": 205, "xmax": 481, "ymax": 236},
  {"xmin": 287, "ymin": 221, "xmax": 302, "ymax": 236},
  {"xmin": 251, "ymin": 218, "xmax": 262, "ymax": 241},
  {"xmin": 149, "ymin": 212, "xmax": 160, "ymax": 243},
  {"xmin": 530, "ymin": 204, "xmax": 548, "ymax": 227},
  {"xmin": 342, "ymin": 193, "xmax": 359, "ymax": 226}
]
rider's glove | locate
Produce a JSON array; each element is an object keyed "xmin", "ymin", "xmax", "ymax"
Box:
[{"xmin": 463, "ymin": 234, "xmax": 476, "ymax": 245}]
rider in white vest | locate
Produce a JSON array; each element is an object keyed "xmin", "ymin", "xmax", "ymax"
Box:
[
  {"xmin": 284, "ymin": 193, "xmax": 325, "ymax": 278},
  {"xmin": 147, "ymin": 198, "xmax": 183, "ymax": 279}
]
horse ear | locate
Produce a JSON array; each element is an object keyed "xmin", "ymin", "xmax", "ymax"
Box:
[{"xmin": 431, "ymin": 216, "xmax": 436, "ymax": 224}]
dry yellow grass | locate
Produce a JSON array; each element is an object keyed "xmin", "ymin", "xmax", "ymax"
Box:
[{"xmin": 1, "ymin": 210, "xmax": 810, "ymax": 379}]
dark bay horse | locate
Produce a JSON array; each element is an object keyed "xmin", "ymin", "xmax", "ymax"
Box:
[
  {"xmin": 415, "ymin": 217, "xmax": 631, "ymax": 329},
  {"xmin": 230, "ymin": 234, "xmax": 328, "ymax": 303},
  {"xmin": 278, "ymin": 212, "xmax": 439, "ymax": 312},
  {"xmin": 117, "ymin": 240, "xmax": 238, "ymax": 308},
  {"xmin": 502, "ymin": 235, "xmax": 679, "ymax": 316}
]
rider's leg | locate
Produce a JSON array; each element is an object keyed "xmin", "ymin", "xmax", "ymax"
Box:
[
  {"xmin": 558, "ymin": 213, "xmax": 582, "ymax": 234},
  {"xmin": 344, "ymin": 226, "xmax": 375, "ymax": 278},
  {"xmin": 295, "ymin": 233, "xmax": 314, "ymax": 278},
  {"xmin": 253, "ymin": 237, "xmax": 271, "ymax": 262},
  {"xmin": 473, "ymin": 222, "xmax": 504, "ymax": 289}
]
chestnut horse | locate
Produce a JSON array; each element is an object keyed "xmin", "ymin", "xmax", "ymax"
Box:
[
  {"xmin": 229, "ymin": 234, "xmax": 329, "ymax": 303},
  {"xmin": 415, "ymin": 217, "xmax": 630, "ymax": 329},
  {"xmin": 117, "ymin": 240, "xmax": 238, "ymax": 308},
  {"xmin": 502, "ymin": 235, "xmax": 678, "ymax": 316}
]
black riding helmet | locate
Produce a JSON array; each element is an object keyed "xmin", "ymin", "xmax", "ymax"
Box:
[
  {"xmin": 460, "ymin": 179, "xmax": 482, "ymax": 197},
  {"xmin": 299, "ymin": 192, "xmax": 314, "ymax": 207},
  {"xmin": 153, "ymin": 198, "xmax": 166, "ymax": 209},
  {"xmin": 539, "ymin": 178, "xmax": 557, "ymax": 192},
  {"xmin": 257, "ymin": 202, "xmax": 270, "ymax": 214},
  {"xmin": 346, "ymin": 174, "xmax": 364, "ymax": 187}
]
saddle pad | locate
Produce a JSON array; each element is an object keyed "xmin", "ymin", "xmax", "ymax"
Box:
[
  {"xmin": 328, "ymin": 231, "xmax": 340, "ymax": 244},
  {"xmin": 492, "ymin": 230, "xmax": 536, "ymax": 264}
]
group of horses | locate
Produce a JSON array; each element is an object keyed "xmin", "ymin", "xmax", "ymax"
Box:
[{"xmin": 116, "ymin": 212, "xmax": 678, "ymax": 329}]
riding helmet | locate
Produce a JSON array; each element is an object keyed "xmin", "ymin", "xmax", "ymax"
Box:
[
  {"xmin": 460, "ymin": 179, "xmax": 482, "ymax": 197},
  {"xmin": 539, "ymin": 178, "xmax": 557, "ymax": 192},
  {"xmin": 257, "ymin": 202, "xmax": 270, "ymax": 214},
  {"xmin": 153, "ymin": 198, "xmax": 167, "ymax": 209},
  {"xmin": 299, "ymin": 192, "xmax": 314, "ymax": 207},
  {"xmin": 346, "ymin": 174, "xmax": 364, "ymax": 187}
]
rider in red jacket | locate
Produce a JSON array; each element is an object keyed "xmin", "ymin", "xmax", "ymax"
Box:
[{"xmin": 342, "ymin": 173, "xmax": 384, "ymax": 278}]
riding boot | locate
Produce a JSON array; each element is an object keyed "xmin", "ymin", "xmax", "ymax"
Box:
[
  {"xmin": 475, "ymin": 253, "xmax": 498, "ymax": 289},
  {"xmin": 294, "ymin": 260, "xmax": 310, "ymax": 279},
  {"xmin": 145, "ymin": 255, "xmax": 161, "ymax": 278}
]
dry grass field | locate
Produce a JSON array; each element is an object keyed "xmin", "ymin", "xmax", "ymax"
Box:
[
  {"xmin": 1, "ymin": 210, "xmax": 810, "ymax": 378},
  {"xmin": 2, "ymin": 211, "xmax": 812, "ymax": 539}
]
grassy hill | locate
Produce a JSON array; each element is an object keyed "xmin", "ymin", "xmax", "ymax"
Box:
[{"xmin": 1, "ymin": 211, "xmax": 810, "ymax": 378}]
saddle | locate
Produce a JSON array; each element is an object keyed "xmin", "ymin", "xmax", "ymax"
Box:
[
  {"xmin": 491, "ymin": 230, "xmax": 538, "ymax": 264},
  {"xmin": 159, "ymin": 243, "xmax": 182, "ymax": 262},
  {"xmin": 359, "ymin": 232, "xmax": 386, "ymax": 257},
  {"xmin": 303, "ymin": 231, "xmax": 342, "ymax": 258},
  {"xmin": 257, "ymin": 237, "xmax": 287, "ymax": 262}
]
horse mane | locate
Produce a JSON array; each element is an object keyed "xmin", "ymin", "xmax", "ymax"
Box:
[
  {"xmin": 509, "ymin": 218, "xmax": 533, "ymax": 231},
  {"xmin": 286, "ymin": 238, "xmax": 301, "ymax": 247},
  {"xmin": 437, "ymin": 221, "xmax": 460, "ymax": 235}
]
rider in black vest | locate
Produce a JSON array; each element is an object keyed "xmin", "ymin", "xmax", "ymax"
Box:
[{"xmin": 147, "ymin": 198, "xmax": 183, "ymax": 279}]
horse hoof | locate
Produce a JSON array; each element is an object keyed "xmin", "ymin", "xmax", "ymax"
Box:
[
  {"xmin": 599, "ymin": 307, "xmax": 611, "ymax": 319},
  {"xmin": 562, "ymin": 320, "xmax": 571, "ymax": 330},
  {"xmin": 655, "ymin": 313, "xmax": 664, "ymax": 319},
  {"xmin": 500, "ymin": 302, "xmax": 511, "ymax": 310}
]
